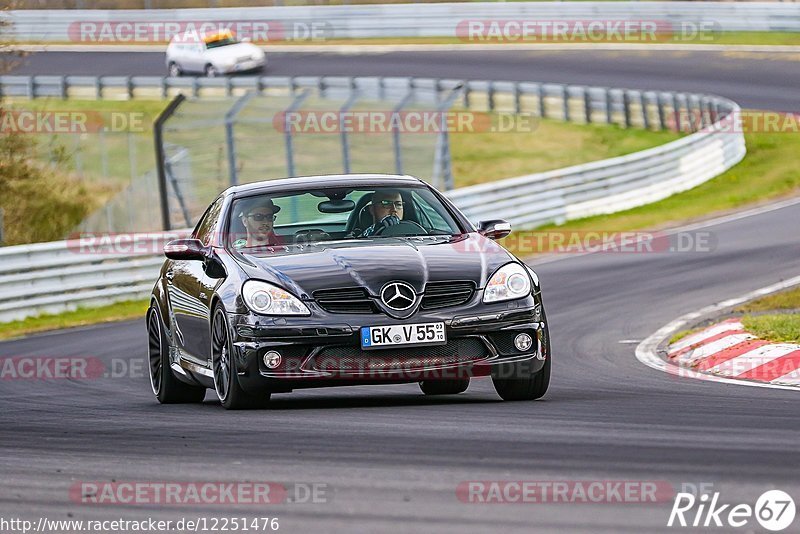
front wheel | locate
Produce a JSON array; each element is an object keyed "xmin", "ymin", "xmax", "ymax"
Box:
[
  {"xmin": 147, "ymin": 306, "xmax": 205, "ymax": 404},
  {"xmin": 492, "ymin": 357, "xmax": 550, "ymax": 401},
  {"xmin": 167, "ymin": 61, "xmax": 182, "ymax": 77},
  {"xmin": 204, "ymin": 64, "xmax": 219, "ymax": 77},
  {"xmin": 211, "ymin": 305, "xmax": 270, "ymax": 410},
  {"xmin": 492, "ymin": 314, "xmax": 551, "ymax": 401}
]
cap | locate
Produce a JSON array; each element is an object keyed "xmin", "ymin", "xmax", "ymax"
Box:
[{"xmin": 239, "ymin": 197, "xmax": 282, "ymax": 217}]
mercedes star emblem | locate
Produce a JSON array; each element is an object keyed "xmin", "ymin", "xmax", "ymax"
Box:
[{"xmin": 380, "ymin": 282, "xmax": 416, "ymax": 311}]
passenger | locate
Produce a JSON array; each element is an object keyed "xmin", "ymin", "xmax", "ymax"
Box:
[{"xmin": 233, "ymin": 197, "xmax": 284, "ymax": 248}]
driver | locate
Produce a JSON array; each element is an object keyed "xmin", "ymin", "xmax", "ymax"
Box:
[
  {"xmin": 360, "ymin": 190, "xmax": 404, "ymax": 237},
  {"xmin": 233, "ymin": 197, "xmax": 284, "ymax": 248}
]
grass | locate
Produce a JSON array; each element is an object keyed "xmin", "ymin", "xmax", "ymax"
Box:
[
  {"xmin": 736, "ymin": 286, "xmax": 800, "ymax": 313},
  {"xmin": 671, "ymin": 287, "xmax": 800, "ymax": 347},
  {"xmin": 742, "ymin": 314, "xmax": 800, "ymax": 344},
  {"xmin": 515, "ymin": 129, "xmax": 800, "ymax": 238},
  {"xmin": 669, "ymin": 327, "xmax": 705, "ymax": 346},
  {"xmin": 450, "ymin": 119, "xmax": 680, "ymax": 188},
  {"xmin": 3, "ymin": 98, "xmax": 164, "ymax": 186},
  {"xmin": 0, "ymin": 299, "xmax": 149, "ymax": 341}
]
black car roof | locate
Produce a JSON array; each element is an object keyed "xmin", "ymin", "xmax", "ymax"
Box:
[{"xmin": 225, "ymin": 174, "xmax": 426, "ymax": 198}]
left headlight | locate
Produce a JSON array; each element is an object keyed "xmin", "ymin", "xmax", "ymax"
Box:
[
  {"xmin": 242, "ymin": 280, "xmax": 310, "ymax": 316},
  {"xmin": 483, "ymin": 262, "xmax": 532, "ymax": 303}
]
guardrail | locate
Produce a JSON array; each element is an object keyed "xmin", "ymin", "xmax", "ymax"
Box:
[
  {"xmin": 0, "ymin": 232, "xmax": 190, "ymax": 324},
  {"xmin": 0, "ymin": 75, "xmax": 745, "ymax": 322},
  {"xmin": 6, "ymin": 2, "xmax": 800, "ymax": 42},
  {"xmin": 0, "ymin": 74, "xmax": 729, "ymax": 137}
]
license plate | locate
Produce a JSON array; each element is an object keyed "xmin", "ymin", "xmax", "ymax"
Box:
[{"xmin": 361, "ymin": 322, "xmax": 446, "ymax": 349}]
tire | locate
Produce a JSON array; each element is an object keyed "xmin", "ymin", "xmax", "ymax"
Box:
[
  {"xmin": 204, "ymin": 64, "xmax": 219, "ymax": 78},
  {"xmin": 419, "ymin": 377, "xmax": 470, "ymax": 395},
  {"xmin": 147, "ymin": 306, "xmax": 206, "ymax": 404},
  {"xmin": 211, "ymin": 305, "xmax": 271, "ymax": 410},
  {"xmin": 167, "ymin": 62, "xmax": 182, "ymax": 77},
  {"xmin": 491, "ymin": 317, "xmax": 551, "ymax": 401}
]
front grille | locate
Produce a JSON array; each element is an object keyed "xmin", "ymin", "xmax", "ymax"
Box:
[
  {"xmin": 309, "ymin": 337, "xmax": 489, "ymax": 373},
  {"xmin": 421, "ymin": 281, "xmax": 475, "ymax": 310},
  {"xmin": 488, "ymin": 329, "xmax": 538, "ymax": 356},
  {"xmin": 313, "ymin": 287, "xmax": 377, "ymax": 314}
]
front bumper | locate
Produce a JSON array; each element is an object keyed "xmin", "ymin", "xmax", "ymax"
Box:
[
  {"xmin": 222, "ymin": 58, "xmax": 266, "ymax": 74},
  {"xmin": 229, "ymin": 297, "xmax": 548, "ymax": 393}
]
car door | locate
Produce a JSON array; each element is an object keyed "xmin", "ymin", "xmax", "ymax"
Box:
[
  {"xmin": 185, "ymin": 43, "xmax": 206, "ymax": 73},
  {"xmin": 167, "ymin": 197, "xmax": 223, "ymax": 363}
]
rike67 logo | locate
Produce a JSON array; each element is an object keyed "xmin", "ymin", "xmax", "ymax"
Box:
[{"xmin": 668, "ymin": 489, "xmax": 796, "ymax": 531}]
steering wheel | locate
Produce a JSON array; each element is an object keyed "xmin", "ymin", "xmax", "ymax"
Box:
[
  {"xmin": 373, "ymin": 220, "xmax": 428, "ymax": 237},
  {"xmin": 294, "ymin": 229, "xmax": 331, "ymax": 244}
]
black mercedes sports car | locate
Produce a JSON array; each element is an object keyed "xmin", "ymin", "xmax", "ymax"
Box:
[{"xmin": 147, "ymin": 174, "xmax": 550, "ymax": 409}]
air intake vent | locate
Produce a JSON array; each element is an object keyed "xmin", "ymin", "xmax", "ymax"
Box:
[
  {"xmin": 313, "ymin": 287, "xmax": 377, "ymax": 314},
  {"xmin": 421, "ymin": 281, "xmax": 475, "ymax": 310},
  {"xmin": 310, "ymin": 337, "xmax": 489, "ymax": 373}
]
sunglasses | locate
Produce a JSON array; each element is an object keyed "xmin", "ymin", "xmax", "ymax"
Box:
[
  {"xmin": 247, "ymin": 213, "xmax": 276, "ymax": 222},
  {"xmin": 378, "ymin": 200, "xmax": 404, "ymax": 209}
]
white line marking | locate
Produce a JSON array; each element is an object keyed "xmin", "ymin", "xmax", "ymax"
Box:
[
  {"xmin": 669, "ymin": 321, "xmax": 743, "ymax": 353},
  {"xmin": 706, "ymin": 344, "xmax": 798, "ymax": 377},
  {"xmin": 635, "ymin": 275, "xmax": 800, "ymax": 392}
]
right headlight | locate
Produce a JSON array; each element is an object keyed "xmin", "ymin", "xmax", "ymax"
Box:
[
  {"xmin": 483, "ymin": 262, "xmax": 531, "ymax": 303},
  {"xmin": 242, "ymin": 280, "xmax": 310, "ymax": 316}
]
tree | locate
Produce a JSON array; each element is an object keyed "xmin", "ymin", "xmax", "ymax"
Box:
[{"xmin": 0, "ymin": 4, "xmax": 103, "ymax": 245}]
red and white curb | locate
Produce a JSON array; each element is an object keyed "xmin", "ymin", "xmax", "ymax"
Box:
[
  {"xmin": 667, "ymin": 319, "xmax": 800, "ymax": 386},
  {"xmin": 636, "ymin": 275, "xmax": 800, "ymax": 392}
]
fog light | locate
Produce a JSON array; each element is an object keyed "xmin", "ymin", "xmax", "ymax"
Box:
[
  {"xmin": 514, "ymin": 333, "xmax": 533, "ymax": 352},
  {"xmin": 263, "ymin": 351, "xmax": 282, "ymax": 369}
]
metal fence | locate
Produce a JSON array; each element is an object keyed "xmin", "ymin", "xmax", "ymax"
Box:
[
  {"xmin": 153, "ymin": 77, "xmax": 461, "ymax": 230},
  {"xmin": 1, "ymin": 74, "xmax": 734, "ymax": 235},
  {"xmin": 5, "ymin": 2, "xmax": 800, "ymax": 42},
  {"xmin": 0, "ymin": 74, "xmax": 745, "ymax": 322}
]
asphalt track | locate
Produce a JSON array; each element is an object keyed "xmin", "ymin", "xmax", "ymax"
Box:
[{"xmin": 2, "ymin": 48, "xmax": 800, "ymax": 533}]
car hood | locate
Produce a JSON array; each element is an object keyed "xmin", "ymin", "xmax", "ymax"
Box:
[
  {"xmin": 206, "ymin": 42, "xmax": 263, "ymax": 61},
  {"xmin": 232, "ymin": 233, "xmax": 515, "ymax": 299}
]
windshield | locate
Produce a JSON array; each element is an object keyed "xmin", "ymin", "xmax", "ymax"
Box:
[
  {"xmin": 205, "ymin": 36, "xmax": 239, "ymax": 49},
  {"xmin": 227, "ymin": 185, "xmax": 464, "ymax": 250}
]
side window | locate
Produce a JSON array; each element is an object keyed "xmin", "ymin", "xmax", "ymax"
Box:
[
  {"xmin": 193, "ymin": 197, "xmax": 224, "ymax": 246},
  {"xmin": 412, "ymin": 191, "xmax": 448, "ymax": 230}
]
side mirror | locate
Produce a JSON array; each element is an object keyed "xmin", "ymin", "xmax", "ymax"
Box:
[
  {"xmin": 478, "ymin": 220, "xmax": 512, "ymax": 241},
  {"xmin": 164, "ymin": 239, "xmax": 206, "ymax": 261}
]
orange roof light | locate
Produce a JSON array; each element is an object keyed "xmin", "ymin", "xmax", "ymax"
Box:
[{"xmin": 202, "ymin": 29, "xmax": 235, "ymax": 43}]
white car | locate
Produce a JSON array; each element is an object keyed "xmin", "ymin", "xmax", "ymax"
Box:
[{"xmin": 165, "ymin": 30, "xmax": 266, "ymax": 77}]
